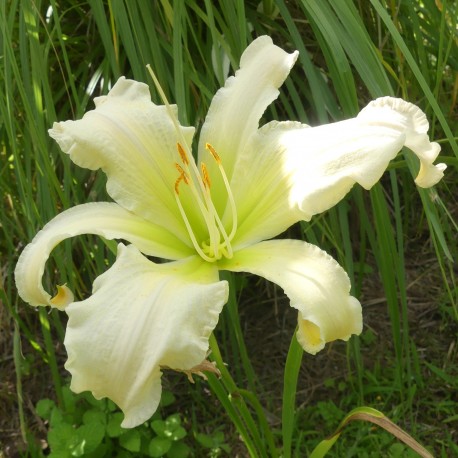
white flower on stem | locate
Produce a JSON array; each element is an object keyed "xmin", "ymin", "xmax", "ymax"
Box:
[{"xmin": 15, "ymin": 36, "xmax": 445, "ymax": 428}]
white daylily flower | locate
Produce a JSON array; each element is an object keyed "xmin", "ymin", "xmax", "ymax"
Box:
[{"xmin": 15, "ymin": 36, "xmax": 445, "ymax": 428}]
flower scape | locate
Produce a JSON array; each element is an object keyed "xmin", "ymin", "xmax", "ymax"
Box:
[{"xmin": 15, "ymin": 36, "xmax": 445, "ymax": 428}]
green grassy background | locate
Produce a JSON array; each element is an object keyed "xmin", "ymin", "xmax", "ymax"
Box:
[{"xmin": 1, "ymin": 0, "xmax": 457, "ymax": 456}]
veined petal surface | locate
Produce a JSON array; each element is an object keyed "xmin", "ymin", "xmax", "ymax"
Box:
[
  {"xmin": 358, "ymin": 97, "xmax": 446, "ymax": 187},
  {"xmin": 228, "ymin": 97, "xmax": 445, "ymax": 246},
  {"xmin": 14, "ymin": 202, "xmax": 193, "ymax": 308},
  {"xmin": 64, "ymin": 244, "xmax": 228, "ymax": 428},
  {"xmin": 220, "ymin": 240, "xmax": 362, "ymax": 354},
  {"xmin": 49, "ymin": 77, "xmax": 193, "ymax": 240},
  {"xmin": 197, "ymin": 36, "xmax": 298, "ymax": 211},
  {"xmin": 283, "ymin": 97, "xmax": 445, "ymax": 219},
  {"xmin": 228, "ymin": 121, "xmax": 303, "ymax": 248}
]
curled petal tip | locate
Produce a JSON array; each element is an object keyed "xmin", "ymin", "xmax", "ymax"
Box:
[
  {"xmin": 296, "ymin": 319, "xmax": 324, "ymax": 355},
  {"xmin": 50, "ymin": 284, "xmax": 74, "ymax": 310},
  {"xmin": 360, "ymin": 96, "xmax": 445, "ymax": 188},
  {"xmin": 415, "ymin": 161, "xmax": 447, "ymax": 188},
  {"xmin": 222, "ymin": 240, "xmax": 363, "ymax": 355},
  {"xmin": 296, "ymin": 295, "xmax": 363, "ymax": 355}
]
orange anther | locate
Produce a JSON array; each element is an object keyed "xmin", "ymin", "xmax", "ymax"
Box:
[
  {"xmin": 177, "ymin": 142, "xmax": 189, "ymax": 165},
  {"xmin": 201, "ymin": 162, "xmax": 211, "ymax": 188},
  {"xmin": 175, "ymin": 163, "xmax": 189, "ymax": 185},
  {"xmin": 175, "ymin": 162, "xmax": 185, "ymax": 174},
  {"xmin": 174, "ymin": 174, "xmax": 184, "ymax": 194},
  {"xmin": 205, "ymin": 143, "xmax": 221, "ymax": 164}
]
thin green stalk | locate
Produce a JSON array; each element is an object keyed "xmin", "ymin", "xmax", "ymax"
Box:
[
  {"xmin": 338, "ymin": 202, "xmax": 364, "ymax": 403},
  {"xmin": 238, "ymin": 389, "xmax": 278, "ymax": 458},
  {"xmin": 209, "ymin": 334, "xmax": 266, "ymax": 457},
  {"xmin": 220, "ymin": 271, "xmax": 258, "ymax": 392},
  {"xmin": 369, "ymin": 0, "xmax": 458, "ymax": 157},
  {"xmin": 274, "ymin": 0, "xmax": 332, "ymax": 123},
  {"xmin": 390, "ymin": 171, "xmax": 414, "ymax": 423},
  {"xmin": 39, "ymin": 309, "xmax": 65, "ymax": 409},
  {"xmin": 13, "ymin": 323, "xmax": 27, "ymax": 444},
  {"xmin": 172, "ymin": 0, "xmax": 188, "ymax": 124},
  {"xmin": 282, "ymin": 329, "xmax": 303, "ymax": 458},
  {"xmin": 205, "ymin": 373, "xmax": 260, "ymax": 458},
  {"xmin": 370, "ymin": 185, "xmax": 403, "ymax": 381}
]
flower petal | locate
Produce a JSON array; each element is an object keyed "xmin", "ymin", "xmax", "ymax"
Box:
[
  {"xmin": 15, "ymin": 202, "xmax": 193, "ymax": 308},
  {"xmin": 49, "ymin": 77, "xmax": 194, "ymax": 240},
  {"xmin": 198, "ymin": 36, "xmax": 298, "ymax": 210},
  {"xmin": 228, "ymin": 121, "xmax": 303, "ymax": 248},
  {"xmin": 283, "ymin": 97, "xmax": 445, "ymax": 218},
  {"xmin": 64, "ymin": 244, "xmax": 228, "ymax": 428},
  {"xmin": 220, "ymin": 240, "xmax": 362, "ymax": 354},
  {"xmin": 228, "ymin": 97, "xmax": 445, "ymax": 247}
]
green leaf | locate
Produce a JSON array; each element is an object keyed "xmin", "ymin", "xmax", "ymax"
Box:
[
  {"xmin": 82, "ymin": 393, "xmax": 107, "ymax": 409},
  {"xmin": 195, "ymin": 431, "xmax": 230, "ymax": 454},
  {"xmin": 49, "ymin": 406, "xmax": 65, "ymax": 428},
  {"xmin": 165, "ymin": 414, "xmax": 181, "ymax": 430},
  {"xmin": 106, "ymin": 412, "xmax": 125, "ymax": 438},
  {"xmin": 160, "ymin": 390, "xmax": 176, "ymax": 407},
  {"xmin": 48, "ymin": 423, "xmax": 78, "ymax": 453},
  {"xmin": 61, "ymin": 386, "xmax": 77, "ymax": 414},
  {"xmin": 151, "ymin": 419, "xmax": 167, "ymax": 436},
  {"xmin": 106, "ymin": 399, "xmax": 118, "ymax": 412},
  {"xmin": 148, "ymin": 437, "xmax": 172, "ymax": 457},
  {"xmin": 36, "ymin": 398, "xmax": 56, "ymax": 420},
  {"xmin": 119, "ymin": 429, "xmax": 142, "ymax": 453},
  {"xmin": 75, "ymin": 422, "xmax": 105, "ymax": 454},
  {"xmin": 82, "ymin": 409, "xmax": 107, "ymax": 426},
  {"xmin": 167, "ymin": 441, "xmax": 190, "ymax": 458},
  {"xmin": 171, "ymin": 426, "xmax": 187, "ymax": 441},
  {"xmin": 195, "ymin": 433, "xmax": 216, "ymax": 449},
  {"xmin": 49, "ymin": 451, "xmax": 72, "ymax": 458},
  {"xmin": 309, "ymin": 406, "xmax": 434, "ymax": 458}
]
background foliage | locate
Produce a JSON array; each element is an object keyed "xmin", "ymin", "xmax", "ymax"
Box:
[{"xmin": 1, "ymin": 0, "xmax": 457, "ymax": 456}]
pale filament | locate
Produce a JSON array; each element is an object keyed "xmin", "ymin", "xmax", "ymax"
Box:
[
  {"xmin": 200, "ymin": 184, "xmax": 233, "ymax": 259},
  {"xmin": 175, "ymin": 144, "xmax": 237, "ymax": 260},
  {"xmin": 205, "ymin": 143, "xmax": 238, "ymax": 243},
  {"xmin": 196, "ymin": 157, "xmax": 234, "ymax": 259},
  {"xmin": 179, "ymin": 141, "xmax": 234, "ymax": 258},
  {"xmin": 175, "ymin": 145, "xmax": 220, "ymax": 258},
  {"xmin": 147, "ymin": 64, "xmax": 236, "ymax": 261},
  {"xmin": 174, "ymin": 191, "xmax": 215, "ymax": 262}
]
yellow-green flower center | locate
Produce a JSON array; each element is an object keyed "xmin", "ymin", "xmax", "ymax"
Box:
[
  {"xmin": 146, "ymin": 65, "xmax": 237, "ymax": 262},
  {"xmin": 174, "ymin": 142, "xmax": 237, "ymax": 263}
]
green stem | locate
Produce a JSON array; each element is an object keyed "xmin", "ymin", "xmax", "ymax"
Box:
[
  {"xmin": 39, "ymin": 308, "xmax": 64, "ymax": 408},
  {"xmin": 282, "ymin": 329, "xmax": 303, "ymax": 458},
  {"xmin": 238, "ymin": 389, "xmax": 279, "ymax": 458},
  {"xmin": 205, "ymin": 373, "xmax": 259, "ymax": 457},
  {"xmin": 220, "ymin": 271, "xmax": 258, "ymax": 391},
  {"xmin": 209, "ymin": 334, "xmax": 267, "ymax": 457}
]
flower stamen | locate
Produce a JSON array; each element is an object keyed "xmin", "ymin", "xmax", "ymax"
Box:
[
  {"xmin": 175, "ymin": 143, "xmax": 220, "ymax": 257},
  {"xmin": 177, "ymin": 142, "xmax": 189, "ymax": 165},
  {"xmin": 174, "ymin": 184, "xmax": 215, "ymax": 262},
  {"xmin": 201, "ymin": 163, "xmax": 211, "ymax": 189},
  {"xmin": 147, "ymin": 65, "xmax": 237, "ymax": 262},
  {"xmin": 175, "ymin": 163, "xmax": 189, "ymax": 184},
  {"xmin": 205, "ymin": 143, "xmax": 238, "ymax": 242}
]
